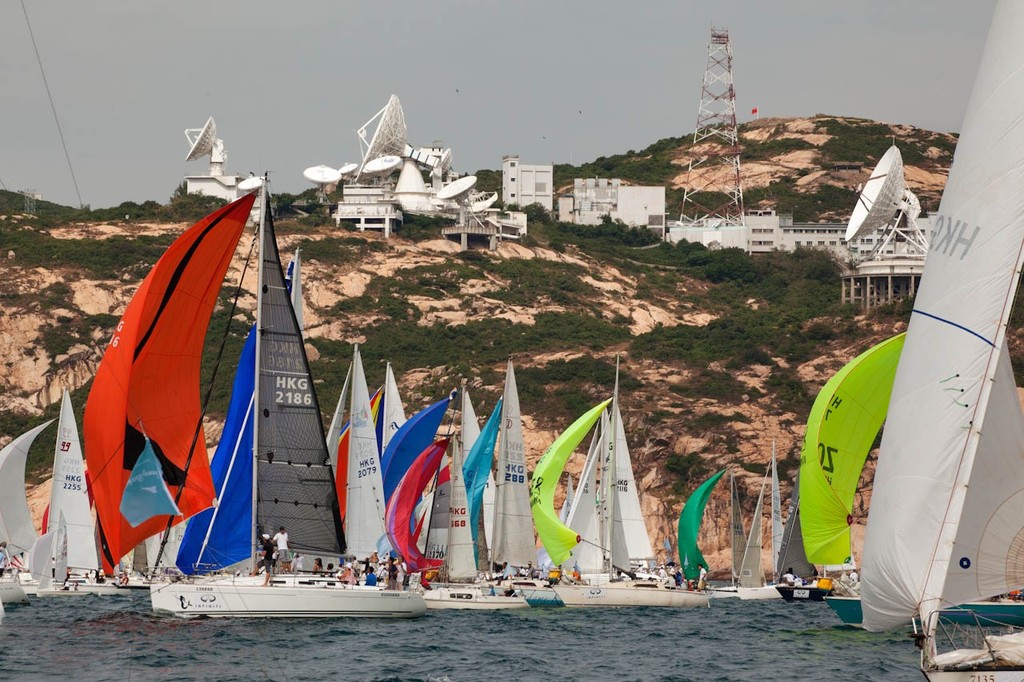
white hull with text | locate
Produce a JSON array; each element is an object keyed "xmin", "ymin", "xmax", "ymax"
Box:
[
  {"xmin": 422, "ymin": 585, "xmax": 530, "ymax": 610},
  {"xmin": 552, "ymin": 580, "xmax": 710, "ymax": 608}
]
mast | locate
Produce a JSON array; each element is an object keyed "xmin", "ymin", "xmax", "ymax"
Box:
[
  {"xmin": 603, "ymin": 357, "xmax": 620, "ymax": 577},
  {"xmin": 770, "ymin": 441, "xmax": 782, "ymax": 582},
  {"xmin": 250, "ymin": 182, "xmax": 267, "ymax": 573}
]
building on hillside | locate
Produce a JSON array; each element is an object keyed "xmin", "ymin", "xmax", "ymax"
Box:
[
  {"xmin": 332, "ymin": 185, "xmax": 403, "ymax": 237},
  {"xmin": 557, "ymin": 178, "xmax": 666, "ymax": 232},
  {"xmin": 502, "ymin": 155, "xmax": 553, "ymax": 211}
]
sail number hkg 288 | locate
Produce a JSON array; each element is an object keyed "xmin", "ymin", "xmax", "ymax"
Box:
[{"xmin": 504, "ymin": 463, "xmax": 526, "ymax": 483}]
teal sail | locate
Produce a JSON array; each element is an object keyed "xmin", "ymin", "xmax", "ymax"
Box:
[
  {"xmin": 463, "ymin": 397, "xmax": 502, "ymax": 549},
  {"xmin": 120, "ymin": 437, "xmax": 181, "ymax": 528},
  {"xmin": 677, "ymin": 469, "xmax": 725, "ymax": 581}
]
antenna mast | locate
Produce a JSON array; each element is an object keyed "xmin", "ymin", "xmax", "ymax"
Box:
[{"xmin": 679, "ymin": 27, "xmax": 744, "ymax": 227}]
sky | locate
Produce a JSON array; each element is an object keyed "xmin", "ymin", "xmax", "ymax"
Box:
[{"xmin": 1, "ymin": 0, "xmax": 998, "ymax": 209}]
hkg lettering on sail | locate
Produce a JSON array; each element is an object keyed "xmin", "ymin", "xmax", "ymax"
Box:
[{"xmin": 930, "ymin": 215, "xmax": 980, "ymax": 260}]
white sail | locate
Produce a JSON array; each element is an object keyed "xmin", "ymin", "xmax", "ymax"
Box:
[
  {"xmin": 47, "ymin": 391, "xmax": 97, "ymax": 572},
  {"xmin": 739, "ymin": 480, "xmax": 766, "ymax": 588},
  {"xmin": 0, "ymin": 420, "xmax": 54, "ymax": 555},
  {"xmin": 423, "ymin": 456, "xmax": 450, "ymax": 562},
  {"xmin": 862, "ymin": 0, "xmax": 1024, "ymax": 634},
  {"xmin": 53, "ymin": 512, "xmax": 69, "ymax": 587},
  {"xmin": 491, "ymin": 359, "xmax": 534, "ymax": 566},
  {"xmin": 770, "ymin": 442, "xmax": 783, "ymax": 579},
  {"xmin": 29, "ymin": 531, "xmax": 55, "ymax": 585},
  {"xmin": 325, "ymin": 364, "xmax": 352, "ymax": 471},
  {"xmin": 564, "ymin": 412, "xmax": 606, "ymax": 573},
  {"xmin": 345, "ymin": 345, "xmax": 387, "ymax": 559},
  {"xmin": 446, "ymin": 437, "xmax": 476, "ymax": 582},
  {"xmin": 380, "ymin": 363, "xmax": 407, "ymax": 453},
  {"xmin": 482, "ymin": 471, "xmax": 496, "ymax": 549},
  {"xmin": 559, "ymin": 474, "xmax": 574, "ymax": 524},
  {"xmin": 729, "ymin": 474, "xmax": 745, "ymax": 584},
  {"xmin": 286, "ymin": 248, "xmax": 304, "ymax": 333},
  {"xmin": 610, "ymin": 401, "xmax": 654, "ymax": 562}
]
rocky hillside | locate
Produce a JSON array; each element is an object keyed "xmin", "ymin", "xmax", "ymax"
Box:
[{"xmin": 0, "ymin": 116, "xmax": 965, "ymax": 576}]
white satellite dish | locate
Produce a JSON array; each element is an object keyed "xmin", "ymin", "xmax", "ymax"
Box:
[
  {"xmin": 303, "ymin": 164, "xmax": 343, "ymax": 186},
  {"xmin": 846, "ymin": 145, "xmax": 905, "ymax": 242},
  {"xmin": 362, "ymin": 155, "xmax": 403, "ymax": 176},
  {"xmin": 436, "ymin": 175, "xmax": 478, "ymax": 202},
  {"xmin": 238, "ymin": 176, "xmax": 263, "ymax": 191},
  {"xmin": 185, "ymin": 117, "xmax": 217, "ymax": 162},
  {"xmin": 338, "ymin": 162, "xmax": 359, "ymax": 179}
]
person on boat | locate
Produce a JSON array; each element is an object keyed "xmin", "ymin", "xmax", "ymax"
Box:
[
  {"xmin": 272, "ymin": 526, "xmax": 290, "ymax": 572},
  {"xmin": 260, "ymin": 533, "xmax": 276, "ymax": 586},
  {"xmin": 312, "ymin": 557, "xmax": 323, "ymax": 574},
  {"xmin": 292, "ymin": 553, "xmax": 304, "ymax": 573},
  {"xmin": 781, "ymin": 568, "xmax": 798, "ymax": 586},
  {"xmin": 386, "ymin": 558, "xmax": 399, "ymax": 590},
  {"xmin": 698, "ymin": 564, "xmax": 708, "ymax": 591},
  {"xmin": 339, "ymin": 563, "xmax": 357, "ymax": 585},
  {"xmin": 364, "ymin": 567, "xmax": 378, "ymax": 587}
]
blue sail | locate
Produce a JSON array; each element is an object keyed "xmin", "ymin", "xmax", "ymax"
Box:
[
  {"xmin": 120, "ymin": 437, "xmax": 181, "ymax": 527},
  {"xmin": 463, "ymin": 397, "xmax": 502, "ymax": 549},
  {"xmin": 175, "ymin": 327, "xmax": 256, "ymax": 574},
  {"xmin": 380, "ymin": 396, "xmax": 451, "ymax": 505}
]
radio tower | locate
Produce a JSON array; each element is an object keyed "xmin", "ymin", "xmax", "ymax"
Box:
[{"xmin": 679, "ymin": 28, "xmax": 744, "ymax": 227}]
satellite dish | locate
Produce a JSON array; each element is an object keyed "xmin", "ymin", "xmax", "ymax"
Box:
[
  {"xmin": 846, "ymin": 146, "xmax": 905, "ymax": 242},
  {"xmin": 238, "ymin": 176, "xmax": 263, "ymax": 191},
  {"xmin": 436, "ymin": 175, "xmax": 478, "ymax": 202},
  {"xmin": 338, "ymin": 163, "xmax": 358, "ymax": 179},
  {"xmin": 362, "ymin": 155, "xmax": 403, "ymax": 176},
  {"xmin": 185, "ymin": 117, "xmax": 217, "ymax": 162},
  {"xmin": 303, "ymin": 164, "xmax": 343, "ymax": 186}
]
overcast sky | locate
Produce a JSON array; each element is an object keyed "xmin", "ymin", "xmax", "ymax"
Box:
[{"xmin": 1, "ymin": 1, "xmax": 997, "ymax": 209}]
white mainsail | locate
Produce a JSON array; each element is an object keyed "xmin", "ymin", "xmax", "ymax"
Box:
[
  {"xmin": 47, "ymin": 390, "xmax": 98, "ymax": 572},
  {"xmin": 559, "ymin": 474, "xmax": 574, "ymax": 524},
  {"xmin": 610, "ymin": 400, "xmax": 654, "ymax": 562},
  {"xmin": 345, "ymin": 345, "xmax": 387, "ymax": 559},
  {"xmin": 770, "ymin": 442, "xmax": 783, "ymax": 579},
  {"xmin": 729, "ymin": 473, "xmax": 745, "ymax": 584},
  {"xmin": 739, "ymin": 479, "xmax": 766, "ymax": 588},
  {"xmin": 862, "ymin": 0, "xmax": 1024, "ymax": 634},
  {"xmin": 491, "ymin": 359, "xmax": 534, "ymax": 566},
  {"xmin": 325, "ymin": 364, "xmax": 352, "ymax": 471},
  {"xmin": 380, "ymin": 363, "xmax": 407, "ymax": 454},
  {"xmin": 563, "ymin": 413, "xmax": 605, "ymax": 573},
  {"xmin": 0, "ymin": 420, "xmax": 54, "ymax": 555},
  {"xmin": 446, "ymin": 435, "xmax": 476, "ymax": 582}
]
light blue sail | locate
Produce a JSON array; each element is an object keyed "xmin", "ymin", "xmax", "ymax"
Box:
[
  {"xmin": 120, "ymin": 437, "xmax": 181, "ymax": 528},
  {"xmin": 463, "ymin": 397, "xmax": 502, "ymax": 549}
]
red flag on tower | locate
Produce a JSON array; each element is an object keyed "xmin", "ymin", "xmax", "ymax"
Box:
[{"xmin": 751, "ymin": 107, "xmax": 758, "ymax": 115}]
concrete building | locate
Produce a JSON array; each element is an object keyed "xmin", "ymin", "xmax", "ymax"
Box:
[
  {"xmin": 502, "ymin": 155, "xmax": 553, "ymax": 211},
  {"xmin": 332, "ymin": 185, "xmax": 403, "ymax": 237},
  {"xmin": 184, "ymin": 174, "xmax": 245, "ymax": 202},
  {"xmin": 558, "ymin": 178, "xmax": 666, "ymax": 230}
]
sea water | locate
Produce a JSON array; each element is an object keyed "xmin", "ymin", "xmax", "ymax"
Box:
[{"xmin": 1, "ymin": 592, "xmax": 921, "ymax": 681}]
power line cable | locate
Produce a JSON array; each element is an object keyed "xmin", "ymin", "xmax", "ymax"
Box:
[{"xmin": 21, "ymin": 0, "xmax": 84, "ymax": 207}]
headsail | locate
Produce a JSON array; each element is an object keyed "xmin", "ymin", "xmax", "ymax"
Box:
[
  {"xmin": 492, "ymin": 359, "xmax": 535, "ymax": 567},
  {"xmin": 678, "ymin": 469, "xmax": 724, "ymax": 581},
  {"xmin": 0, "ymin": 420, "xmax": 54, "ymax": 554},
  {"xmin": 381, "ymin": 396, "xmax": 451, "ymax": 505},
  {"xmin": 530, "ymin": 399, "xmax": 610, "ymax": 566},
  {"xmin": 463, "ymin": 397, "xmax": 502, "ymax": 550},
  {"xmin": 84, "ymin": 193, "xmax": 255, "ymax": 572},
  {"xmin": 862, "ymin": 1, "xmax": 1024, "ymax": 633},
  {"xmin": 345, "ymin": 345, "xmax": 387, "ymax": 559},
  {"xmin": 48, "ymin": 391, "xmax": 98, "ymax": 572},
  {"xmin": 800, "ymin": 334, "xmax": 904, "ymax": 566},
  {"xmin": 729, "ymin": 473, "xmax": 745, "ymax": 584},
  {"xmin": 739, "ymin": 478, "xmax": 766, "ymax": 588},
  {"xmin": 775, "ymin": 480, "xmax": 814, "ymax": 581},
  {"xmin": 378, "ymin": 363, "xmax": 407, "ymax": 455},
  {"xmin": 384, "ymin": 439, "xmax": 448, "ymax": 573}
]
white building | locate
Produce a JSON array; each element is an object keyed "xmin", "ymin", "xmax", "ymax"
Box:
[
  {"xmin": 502, "ymin": 155, "xmax": 553, "ymax": 211},
  {"xmin": 333, "ymin": 185, "xmax": 403, "ymax": 237},
  {"xmin": 558, "ymin": 178, "xmax": 666, "ymax": 231},
  {"xmin": 184, "ymin": 174, "xmax": 245, "ymax": 202}
]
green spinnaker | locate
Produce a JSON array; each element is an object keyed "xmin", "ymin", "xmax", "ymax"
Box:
[
  {"xmin": 530, "ymin": 399, "xmax": 611, "ymax": 566},
  {"xmin": 678, "ymin": 469, "xmax": 726, "ymax": 580},
  {"xmin": 800, "ymin": 333, "xmax": 905, "ymax": 565}
]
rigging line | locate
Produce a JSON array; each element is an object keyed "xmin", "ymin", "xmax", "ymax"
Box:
[
  {"xmin": 152, "ymin": 230, "xmax": 259, "ymax": 575},
  {"xmin": 20, "ymin": 0, "xmax": 83, "ymax": 208}
]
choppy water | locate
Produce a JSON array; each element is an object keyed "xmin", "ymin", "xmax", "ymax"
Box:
[{"xmin": 2, "ymin": 592, "xmax": 921, "ymax": 681}]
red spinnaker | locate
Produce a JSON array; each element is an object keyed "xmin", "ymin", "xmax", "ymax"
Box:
[
  {"xmin": 384, "ymin": 438, "xmax": 448, "ymax": 573},
  {"xmin": 84, "ymin": 194, "xmax": 256, "ymax": 573}
]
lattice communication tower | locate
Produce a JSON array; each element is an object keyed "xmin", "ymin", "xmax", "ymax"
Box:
[{"xmin": 679, "ymin": 28, "xmax": 744, "ymax": 226}]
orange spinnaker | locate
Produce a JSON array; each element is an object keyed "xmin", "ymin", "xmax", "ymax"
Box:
[{"xmin": 84, "ymin": 193, "xmax": 256, "ymax": 573}]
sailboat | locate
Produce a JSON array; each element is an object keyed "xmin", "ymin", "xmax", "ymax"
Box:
[
  {"xmin": 539, "ymin": 366, "xmax": 708, "ymax": 608},
  {"xmin": 861, "ymin": 2, "xmax": 1024, "ymax": 676},
  {"xmin": 422, "ymin": 388, "xmax": 528, "ymax": 610},
  {"xmin": 0, "ymin": 420, "xmax": 53, "ymax": 604},
  {"xmin": 773, "ymin": 474, "xmax": 828, "ymax": 602},
  {"xmin": 136, "ymin": 186, "xmax": 423, "ymax": 617},
  {"xmin": 719, "ymin": 460, "xmax": 782, "ymax": 601}
]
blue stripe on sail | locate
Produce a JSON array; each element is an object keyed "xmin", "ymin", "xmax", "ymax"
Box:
[
  {"xmin": 911, "ymin": 309, "xmax": 994, "ymax": 347},
  {"xmin": 463, "ymin": 398, "xmax": 502, "ymax": 549},
  {"xmin": 120, "ymin": 437, "xmax": 181, "ymax": 527},
  {"xmin": 176, "ymin": 327, "xmax": 256, "ymax": 574},
  {"xmin": 381, "ymin": 397, "xmax": 451, "ymax": 505}
]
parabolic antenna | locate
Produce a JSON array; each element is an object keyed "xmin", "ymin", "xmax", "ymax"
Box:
[
  {"xmin": 362, "ymin": 155, "xmax": 403, "ymax": 176},
  {"xmin": 846, "ymin": 146, "xmax": 905, "ymax": 242},
  {"xmin": 303, "ymin": 164, "xmax": 343, "ymax": 186},
  {"xmin": 185, "ymin": 117, "xmax": 217, "ymax": 162},
  {"xmin": 436, "ymin": 175, "xmax": 478, "ymax": 203},
  {"xmin": 238, "ymin": 176, "xmax": 263, "ymax": 191},
  {"xmin": 338, "ymin": 162, "xmax": 359, "ymax": 179}
]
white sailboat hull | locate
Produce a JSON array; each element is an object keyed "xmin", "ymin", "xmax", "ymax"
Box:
[
  {"xmin": 150, "ymin": 575, "xmax": 426, "ymax": 618},
  {"xmin": 925, "ymin": 669, "xmax": 1024, "ymax": 681},
  {"xmin": 35, "ymin": 582, "xmax": 125, "ymax": 597},
  {"xmin": 0, "ymin": 576, "xmax": 29, "ymax": 604},
  {"xmin": 423, "ymin": 585, "xmax": 529, "ymax": 610},
  {"xmin": 737, "ymin": 585, "xmax": 783, "ymax": 600},
  {"xmin": 552, "ymin": 581, "xmax": 709, "ymax": 608}
]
